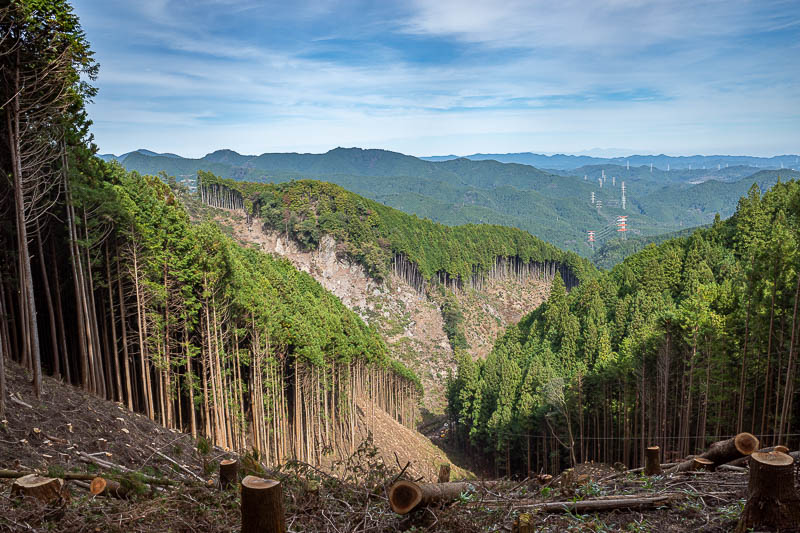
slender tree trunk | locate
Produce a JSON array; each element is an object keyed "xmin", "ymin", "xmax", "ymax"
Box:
[
  {"xmin": 7, "ymin": 85, "xmax": 42, "ymax": 397},
  {"xmin": 50, "ymin": 238, "xmax": 70, "ymax": 384},
  {"xmin": 116, "ymin": 245, "xmax": 132, "ymax": 410},
  {"xmin": 35, "ymin": 219, "xmax": 59, "ymax": 379}
]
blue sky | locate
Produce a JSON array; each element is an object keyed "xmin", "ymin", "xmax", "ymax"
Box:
[{"xmin": 74, "ymin": 0, "xmax": 800, "ymax": 158}]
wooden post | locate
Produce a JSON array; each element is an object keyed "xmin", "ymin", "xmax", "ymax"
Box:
[
  {"xmin": 438, "ymin": 463, "xmax": 451, "ymax": 483},
  {"xmin": 11, "ymin": 474, "xmax": 65, "ymax": 503},
  {"xmin": 735, "ymin": 451, "xmax": 800, "ymax": 532},
  {"xmin": 644, "ymin": 446, "xmax": 661, "ymax": 476},
  {"xmin": 219, "ymin": 459, "xmax": 239, "ymax": 490},
  {"xmin": 241, "ymin": 476, "xmax": 285, "ymax": 533}
]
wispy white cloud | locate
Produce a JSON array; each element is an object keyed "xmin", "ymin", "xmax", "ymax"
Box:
[{"xmin": 74, "ymin": 0, "xmax": 800, "ymax": 157}]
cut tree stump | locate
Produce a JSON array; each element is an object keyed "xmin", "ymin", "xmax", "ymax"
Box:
[
  {"xmin": 727, "ymin": 445, "xmax": 790, "ymax": 467},
  {"xmin": 11, "ymin": 474, "xmax": 65, "ymax": 503},
  {"xmin": 90, "ymin": 477, "xmax": 130, "ymax": 499},
  {"xmin": 438, "ymin": 463, "xmax": 451, "ymax": 483},
  {"xmin": 666, "ymin": 433, "xmax": 759, "ymax": 473},
  {"xmin": 241, "ymin": 476, "xmax": 285, "ymax": 533},
  {"xmin": 735, "ymin": 451, "xmax": 800, "ymax": 533},
  {"xmin": 219, "ymin": 459, "xmax": 238, "ymax": 490},
  {"xmin": 692, "ymin": 457, "xmax": 714, "ymax": 471},
  {"xmin": 645, "ymin": 446, "xmax": 661, "ymax": 476},
  {"xmin": 389, "ymin": 480, "xmax": 479, "ymax": 514}
]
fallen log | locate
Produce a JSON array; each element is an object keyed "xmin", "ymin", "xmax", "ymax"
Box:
[
  {"xmin": 90, "ymin": 477, "xmax": 131, "ymax": 499},
  {"xmin": 735, "ymin": 451, "xmax": 800, "ymax": 532},
  {"xmin": 522, "ymin": 492, "xmax": 684, "ymax": 513},
  {"xmin": 644, "ymin": 446, "xmax": 661, "ymax": 476},
  {"xmin": 666, "ymin": 433, "xmax": 758, "ymax": 474},
  {"xmin": 727, "ymin": 445, "xmax": 789, "ymax": 467},
  {"xmin": 11, "ymin": 474, "xmax": 65, "ymax": 503},
  {"xmin": 241, "ymin": 476, "xmax": 285, "ymax": 533},
  {"xmin": 389, "ymin": 480, "xmax": 478, "ymax": 514}
]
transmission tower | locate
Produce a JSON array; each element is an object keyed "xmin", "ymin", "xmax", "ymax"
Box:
[
  {"xmin": 591, "ymin": 191, "xmax": 595, "ymax": 204},
  {"xmin": 621, "ymin": 181, "xmax": 626, "ymax": 210},
  {"xmin": 588, "ymin": 230, "xmax": 595, "ymax": 250},
  {"xmin": 612, "ymin": 175, "xmax": 616, "ymax": 187},
  {"xmin": 616, "ymin": 215, "xmax": 628, "ymax": 238}
]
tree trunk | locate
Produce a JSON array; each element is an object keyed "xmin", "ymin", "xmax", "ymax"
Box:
[
  {"xmin": 90, "ymin": 477, "xmax": 131, "ymax": 499},
  {"xmin": 735, "ymin": 451, "xmax": 800, "ymax": 533},
  {"xmin": 389, "ymin": 481, "xmax": 488, "ymax": 514},
  {"xmin": 241, "ymin": 476, "xmax": 285, "ymax": 533},
  {"xmin": 666, "ymin": 433, "xmax": 759, "ymax": 473}
]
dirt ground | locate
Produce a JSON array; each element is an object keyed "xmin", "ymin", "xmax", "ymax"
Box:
[{"xmin": 2, "ymin": 361, "xmax": 753, "ymax": 532}]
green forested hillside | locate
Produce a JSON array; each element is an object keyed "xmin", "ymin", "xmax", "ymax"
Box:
[
  {"xmin": 108, "ymin": 148, "xmax": 796, "ymax": 260},
  {"xmin": 446, "ymin": 179, "xmax": 800, "ymax": 476},
  {"xmin": 197, "ymin": 173, "xmax": 592, "ymax": 289},
  {"xmin": 0, "ymin": 0, "xmax": 420, "ymax": 464},
  {"xmin": 591, "ymin": 226, "xmax": 706, "ymax": 269}
]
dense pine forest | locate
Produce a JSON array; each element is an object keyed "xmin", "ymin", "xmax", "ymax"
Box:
[
  {"xmin": 0, "ymin": 1, "xmax": 419, "ymax": 467},
  {"xmin": 446, "ymin": 179, "xmax": 800, "ymax": 476}
]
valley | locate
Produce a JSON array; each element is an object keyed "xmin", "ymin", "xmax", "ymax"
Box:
[
  {"xmin": 107, "ymin": 147, "xmax": 800, "ymax": 262},
  {"xmin": 3, "ymin": 1, "xmax": 800, "ymax": 532}
]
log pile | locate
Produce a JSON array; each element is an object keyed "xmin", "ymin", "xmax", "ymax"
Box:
[{"xmin": 666, "ymin": 432, "xmax": 759, "ymax": 473}]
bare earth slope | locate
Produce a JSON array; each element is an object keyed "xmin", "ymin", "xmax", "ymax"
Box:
[{"xmin": 0, "ymin": 363, "xmax": 465, "ymax": 486}]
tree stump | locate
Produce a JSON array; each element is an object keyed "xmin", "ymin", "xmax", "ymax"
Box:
[
  {"xmin": 513, "ymin": 512, "xmax": 533, "ymax": 533},
  {"xmin": 241, "ymin": 476, "xmax": 285, "ymax": 533},
  {"xmin": 438, "ymin": 463, "xmax": 451, "ymax": 483},
  {"xmin": 728, "ymin": 445, "xmax": 790, "ymax": 467},
  {"xmin": 692, "ymin": 457, "xmax": 714, "ymax": 471},
  {"xmin": 11, "ymin": 474, "xmax": 64, "ymax": 503},
  {"xmin": 90, "ymin": 477, "xmax": 130, "ymax": 499},
  {"xmin": 645, "ymin": 446, "xmax": 661, "ymax": 476},
  {"xmin": 219, "ymin": 459, "xmax": 238, "ymax": 490},
  {"xmin": 735, "ymin": 451, "xmax": 800, "ymax": 533}
]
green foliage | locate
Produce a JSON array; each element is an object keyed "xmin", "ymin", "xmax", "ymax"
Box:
[
  {"xmin": 198, "ymin": 174, "xmax": 592, "ymax": 286},
  {"xmin": 446, "ymin": 178, "xmax": 800, "ymax": 474},
  {"xmin": 441, "ymin": 291, "xmax": 469, "ymax": 351}
]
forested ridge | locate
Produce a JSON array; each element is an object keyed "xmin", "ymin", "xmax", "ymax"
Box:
[
  {"xmin": 0, "ymin": 1, "xmax": 419, "ymax": 468},
  {"xmin": 446, "ymin": 179, "xmax": 800, "ymax": 477},
  {"xmin": 197, "ymin": 172, "xmax": 590, "ymax": 293}
]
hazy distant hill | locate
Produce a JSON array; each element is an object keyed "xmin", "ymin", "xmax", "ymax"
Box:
[
  {"xmin": 104, "ymin": 147, "xmax": 800, "ymax": 260},
  {"xmin": 421, "ymin": 151, "xmax": 800, "ymax": 171}
]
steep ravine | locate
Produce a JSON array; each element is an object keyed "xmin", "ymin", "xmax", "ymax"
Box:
[{"xmin": 207, "ymin": 206, "xmax": 552, "ymax": 415}]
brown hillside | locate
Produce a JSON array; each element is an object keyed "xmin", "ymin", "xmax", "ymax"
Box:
[{"xmin": 0, "ymin": 363, "xmax": 466, "ymax": 486}]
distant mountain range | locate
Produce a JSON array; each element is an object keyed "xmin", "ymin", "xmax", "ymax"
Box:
[
  {"xmin": 99, "ymin": 147, "xmax": 800, "ymax": 262},
  {"xmin": 420, "ymin": 152, "xmax": 800, "ymax": 171}
]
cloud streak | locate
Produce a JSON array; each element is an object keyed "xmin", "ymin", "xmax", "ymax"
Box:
[{"xmin": 74, "ymin": 0, "xmax": 800, "ymax": 157}]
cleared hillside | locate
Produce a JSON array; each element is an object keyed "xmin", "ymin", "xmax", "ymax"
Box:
[{"xmin": 190, "ymin": 180, "xmax": 570, "ymax": 414}]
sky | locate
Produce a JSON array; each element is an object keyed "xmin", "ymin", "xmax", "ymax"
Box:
[{"xmin": 74, "ymin": 0, "xmax": 800, "ymax": 158}]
